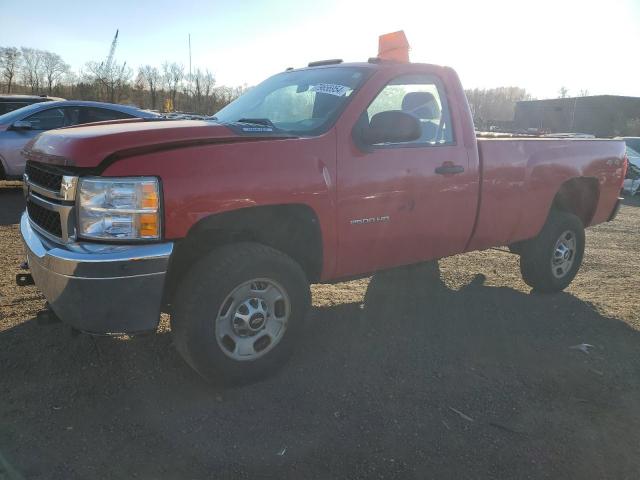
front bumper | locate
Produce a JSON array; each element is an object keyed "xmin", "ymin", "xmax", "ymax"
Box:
[{"xmin": 21, "ymin": 212, "xmax": 173, "ymax": 334}]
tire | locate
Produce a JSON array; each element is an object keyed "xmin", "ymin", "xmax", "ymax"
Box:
[
  {"xmin": 171, "ymin": 242, "xmax": 311, "ymax": 384},
  {"xmin": 508, "ymin": 242, "xmax": 523, "ymax": 255},
  {"xmin": 519, "ymin": 210, "xmax": 585, "ymax": 293}
]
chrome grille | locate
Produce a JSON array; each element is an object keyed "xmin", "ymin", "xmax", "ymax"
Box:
[
  {"xmin": 27, "ymin": 201, "xmax": 63, "ymax": 237},
  {"xmin": 25, "ymin": 162, "xmax": 65, "ymax": 191},
  {"xmin": 24, "ymin": 161, "xmax": 78, "ymax": 242}
]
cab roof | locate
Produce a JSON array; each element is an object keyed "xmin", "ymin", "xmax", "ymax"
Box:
[{"xmin": 287, "ymin": 59, "xmax": 444, "ymax": 74}]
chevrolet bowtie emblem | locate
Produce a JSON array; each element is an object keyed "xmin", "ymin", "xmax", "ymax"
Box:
[
  {"xmin": 60, "ymin": 176, "xmax": 76, "ymax": 200},
  {"xmin": 61, "ymin": 177, "xmax": 73, "ymax": 193}
]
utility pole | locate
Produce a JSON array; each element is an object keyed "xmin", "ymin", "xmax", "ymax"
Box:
[
  {"xmin": 188, "ymin": 33, "xmax": 192, "ymax": 97},
  {"xmin": 570, "ymin": 97, "xmax": 578, "ymax": 132}
]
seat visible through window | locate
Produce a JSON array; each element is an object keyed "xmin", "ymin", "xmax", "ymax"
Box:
[
  {"xmin": 401, "ymin": 91, "xmax": 440, "ymax": 142},
  {"xmin": 365, "ymin": 73, "xmax": 453, "ymax": 145}
]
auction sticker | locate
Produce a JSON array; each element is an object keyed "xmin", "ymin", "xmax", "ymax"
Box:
[{"xmin": 310, "ymin": 84, "xmax": 350, "ymax": 96}]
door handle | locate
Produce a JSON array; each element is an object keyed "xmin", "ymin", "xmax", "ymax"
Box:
[{"xmin": 435, "ymin": 163, "xmax": 465, "ymax": 175}]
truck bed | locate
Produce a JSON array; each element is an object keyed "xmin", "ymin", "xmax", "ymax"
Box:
[{"xmin": 467, "ymin": 138, "xmax": 626, "ymax": 252}]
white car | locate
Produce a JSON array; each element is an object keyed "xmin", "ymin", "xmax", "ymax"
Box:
[{"xmin": 623, "ymin": 145, "xmax": 640, "ymax": 196}]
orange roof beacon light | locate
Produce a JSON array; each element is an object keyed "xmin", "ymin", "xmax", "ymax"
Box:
[{"xmin": 378, "ymin": 30, "xmax": 410, "ymax": 62}]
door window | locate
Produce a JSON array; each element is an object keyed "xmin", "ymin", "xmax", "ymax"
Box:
[
  {"xmin": 64, "ymin": 107, "xmax": 135, "ymax": 126},
  {"xmin": 25, "ymin": 108, "xmax": 66, "ymax": 130},
  {"xmin": 0, "ymin": 102, "xmax": 30, "ymax": 115},
  {"xmin": 366, "ymin": 74, "xmax": 454, "ymax": 145},
  {"xmin": 85, "ymin": 107, "xmax": 134, "ymax": 122}
]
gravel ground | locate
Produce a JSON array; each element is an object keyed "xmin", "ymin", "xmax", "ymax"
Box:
[{"xmin": 1, "ymin": 182, "xmax": 639, "ymax": 479}]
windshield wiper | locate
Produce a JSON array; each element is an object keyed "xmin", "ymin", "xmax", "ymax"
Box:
[{"xmin": 235, "ymin": 118, "xmax": 275, "ymax": 128}]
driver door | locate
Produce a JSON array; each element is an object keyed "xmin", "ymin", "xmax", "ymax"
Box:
[{"xmin": 335, "ymin": 73, "xmax": 478, "ymax": 277}]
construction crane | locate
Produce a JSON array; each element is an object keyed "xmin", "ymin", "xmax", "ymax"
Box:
[
  {"xmin": 103, "ymin": 29, "xmax": 119, "ymax": 72},
  {"xmin": 97, "ymin": 29, "xmax": 124, "ymax": 103}
]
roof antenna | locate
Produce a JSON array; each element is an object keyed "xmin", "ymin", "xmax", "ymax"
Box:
[{"xmin": 378, "ymin": 30, "xmax": 410, "ymax": 62}]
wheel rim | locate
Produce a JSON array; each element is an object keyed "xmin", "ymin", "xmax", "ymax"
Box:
[
  {"xmin": 215, "ymin": 278, "xmax": 290, "ymax": 361},
  {"xmin": 551, "ymin": 230, "xmax": 577, "ymax": 279}
]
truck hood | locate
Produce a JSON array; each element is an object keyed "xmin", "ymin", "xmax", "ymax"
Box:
[{"xmin": 23, "ymin": 119, "xmax": 292, "ymax": 169}]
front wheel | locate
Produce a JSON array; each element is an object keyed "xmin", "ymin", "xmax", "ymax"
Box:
[
  {"xmin": 171, "ymin": 242, "xmax": 311, "ymax": 384},
  {"xmin": 519, "ymin": 210, "xmax": 585, "ymax": 293}
]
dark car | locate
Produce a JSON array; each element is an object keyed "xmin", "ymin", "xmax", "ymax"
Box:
[{"xmin": 0, "ymin": 94, "xmax": 64, "ymax": 116}]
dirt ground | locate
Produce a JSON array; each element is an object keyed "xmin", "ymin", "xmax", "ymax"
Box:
[{"xmin": 1, "ymin": 182, "xmax": 639, "ymax": 480}]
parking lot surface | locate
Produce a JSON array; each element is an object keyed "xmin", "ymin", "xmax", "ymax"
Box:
[{"xmin": 1, "ymin": 182, "xmax": 639, "ymax": 479}]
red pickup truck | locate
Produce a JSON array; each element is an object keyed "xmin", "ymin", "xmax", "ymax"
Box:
[{"xmin": 19, "ymin": 57, "xmax": 627, "ymax": 382}]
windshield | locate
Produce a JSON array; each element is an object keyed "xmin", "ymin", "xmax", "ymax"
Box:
[
  {"xmin": 623, "ymin": 137, "xmax": 640, "ymax": 153},
  {"xmin": 0, "ymin": 102, "xmax": 50, "ymax": 124},
  {"xmin": 627, "ymin": 146, "xmax": 640, "ymax": 168},
  {"xmin": 214, "ymin": 66, "xmax": 370, "ymax": 135}
]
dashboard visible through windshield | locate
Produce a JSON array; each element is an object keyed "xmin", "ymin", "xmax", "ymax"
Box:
[{"xmin": 213, "ymin": 66, "xmax": 370, "ymax": 135}]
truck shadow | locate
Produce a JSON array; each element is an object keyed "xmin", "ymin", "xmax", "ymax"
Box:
[
  {"xmin": 622, "ymin": 194, "xmax": 640, "ymax": 207},
  {"xmin": 0, "ymin": 183, "xmax": 24, "ymax": 226},
  {"xmin": 2, "ymin": 261, "xmax": 640, "ymax": 478}
]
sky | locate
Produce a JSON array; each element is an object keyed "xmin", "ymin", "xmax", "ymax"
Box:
[{"xmin": 1, "ymin": 0, "xmax": 639, "ymax": 99}]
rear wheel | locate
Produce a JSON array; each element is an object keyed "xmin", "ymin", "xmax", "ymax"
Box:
[
  {"xmin": 519, "ymin": 210, "xmax": 585, "ymax": 293},
  {"xmin": 171, "ymin": 242, "xmax": 311, "ymax": 384}
]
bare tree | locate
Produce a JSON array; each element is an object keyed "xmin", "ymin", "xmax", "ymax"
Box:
[
  {"xmin": 192, "ymin": 68, "xmax": 202, "ymax": 107},
  {"xmin": 162, "ymin": 62, "xmax": 184, "ymax": 111},
  {"xmin": 1, "ymin": 42, "xmax": 241, "ymax": 114},
  {"xmin": 132, "ymin": 71, "xmax": 146, "ymax": 107},
  {"xmin": 21, "ymin": 47, "xmax": 46, "ymax": 93},
  {"xmin": 41, "ymin": 51, "xmax": 70, "ymax": 94},
  {"xmin": 139, "ymin": 65, "xmax": 161, "ymax": 110},
  {"xmin": 61, "ymin": 70, "xmax": 77, "ymax": 98},
  {"xmin": 578, "ymin": 89, "xmax": 589, "ymax": 97},
  {"xmin": 464, "ymin": 86, "xmax": 532, "ymax": 129},
  {"xmin": 558, "ymin": 86, "xmax": 569, "ymax": 98},
  {"xmin": 201, "ymin": 70, "xmax": 215, "ymax": 104},
  {"xmin": 85, "ymin": 58, "xmax": 132, "ymax": 103},
  {"xmin": 0, "ymin": 47, "xmax": 21, "ymax": 93}
]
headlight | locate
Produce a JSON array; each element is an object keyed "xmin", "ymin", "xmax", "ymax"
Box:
[{"xmin": 77, "ymin": 177, "xmax": 161, "ymax": 240}]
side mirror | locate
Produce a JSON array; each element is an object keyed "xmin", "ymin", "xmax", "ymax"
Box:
[
  {"xmin": 360, "ymin": 110, "xmax": 421, "ymax": 145},
  {"xmin": 12, "ymin": 120, "xmax": 32, "ymax": 130}
]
